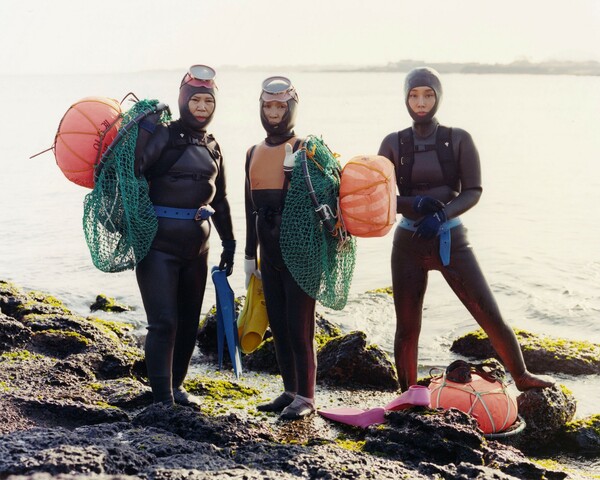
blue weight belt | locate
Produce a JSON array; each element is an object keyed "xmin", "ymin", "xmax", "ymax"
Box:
[
  {"xmin": 153, "ymin": 205, "xmax": 199, "ymax": 219},
  {"xmin": 399, "ymin": 216, "xmax": 462, "ymax": 266}
]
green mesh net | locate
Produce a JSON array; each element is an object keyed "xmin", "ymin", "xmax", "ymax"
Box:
[
  {"xmin": 83, "ymin": 99, "xmax": 171, "ymax": 272},
  {"xmin": 280, "ymin": 136, "xmax": 357, "ymax": 310}
]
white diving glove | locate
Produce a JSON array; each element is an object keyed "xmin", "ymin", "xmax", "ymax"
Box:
[
  {"xmin": 283, "ymin": 143, "xmax": 296, "ymax": 175},
  {"xmin": 244, "ymin": 257, "xmax": 261, "ymax": 289}
]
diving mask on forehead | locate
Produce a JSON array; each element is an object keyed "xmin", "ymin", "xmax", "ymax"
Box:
[
  {"xmin": 180, "ymin": 64, "xmax": 218, "ymax": 89},
  {"xmin": 261, "ymin": 76, "xmax": 298, "ymax": 103}
]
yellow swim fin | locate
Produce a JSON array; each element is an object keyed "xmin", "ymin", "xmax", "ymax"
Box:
[{"xmin": 237, "ymin": 273, "xmax": 269, "ymax": 354}]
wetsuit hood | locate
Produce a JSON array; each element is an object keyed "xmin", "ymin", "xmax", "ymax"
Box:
[
  {"xmin": 404, "ymin": 67, "xmax": 443, "ymax": 125},
  {"xmin": 179, "ymin": 74, "xmax": 217, "ymax": 132},
  {"xmin": 260, "ymin": 77, "xmax": 298, "ymax": 141},
  {"xmin": 260, "ymin": 98, "xmax": 298, "ymax": 140}
]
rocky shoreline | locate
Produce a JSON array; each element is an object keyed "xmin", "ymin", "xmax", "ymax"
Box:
[{"xmin": 1, "ymin": 280, "xmax": 599, "ymax": 479}]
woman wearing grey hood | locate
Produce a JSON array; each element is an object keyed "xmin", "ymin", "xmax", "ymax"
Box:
[{"xmin": 378, "ymin": 67, "xmax": 555, "ymax": 393}]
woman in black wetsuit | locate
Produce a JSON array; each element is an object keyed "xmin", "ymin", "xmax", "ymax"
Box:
[
  {"xmin": 135, "ymin": 65, "xmax": 235, "ymax": 406},
  {"xmin": 378, "ymin": 67, "xmax": 555, "ymax": 392},
  {"xmin": 244, "ymin": 76, "xmax": 317, "ymax": 419}
]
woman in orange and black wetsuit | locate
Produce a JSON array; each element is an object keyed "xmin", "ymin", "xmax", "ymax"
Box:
[
  {"xmin": 378, "ymin": 67, "xmax": 555, "ymax": 393},
  {"xmin": 244, "ymin": 77, "xmax": 316, "ymax": 420},
  {"xmin": 135, "ymin": 66, "xmax": 235, "ymax": 407}
]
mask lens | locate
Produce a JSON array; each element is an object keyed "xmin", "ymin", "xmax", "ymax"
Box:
[
  {"xmin": 181, "ymin": 65, "xmax": 217, "ymax": 89},
  {"xmin": 262, "ymin": 76, "xmax": 292, "ymax": 94},
  {"xmin": 261, "ymin": 76, "xmax": 297, "ymax": 103},
  {"xmin": 189, "ymin": 64, "xmax": 216, "ymax": 81}
]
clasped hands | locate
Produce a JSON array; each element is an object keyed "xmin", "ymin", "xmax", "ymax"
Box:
[{"xmin": 412, "ymin": 195, "xmax": 447, "ymax": 240}]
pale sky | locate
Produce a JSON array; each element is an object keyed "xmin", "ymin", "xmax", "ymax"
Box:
[{"xmin": 1, "ymin": 0, "xmax": 599, "ymax": 75}]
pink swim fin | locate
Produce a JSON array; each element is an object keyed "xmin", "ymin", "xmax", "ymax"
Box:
[
  {"xmin": 318, "ymin": 385, "xmax": 431, "ymax": 428},
  {"xmin": 385, "ymin": 385, "xmax": 431, "ymax": 411},
  {"xmin": 318, "ymin": 406, "xmax": 386, "ymax": 428}
]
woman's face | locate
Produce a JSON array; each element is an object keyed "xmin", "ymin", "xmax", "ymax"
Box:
[
  {"xmin": 262, "ymin": 100, "xmax": 288, "ymax": 125},
  {"xmin": 407, "ymin": 86, "xmax": 437, "ymax": 118},
  {"xmin": 188, "ymin": 93, "xmax": 215, "ymax": 123}
]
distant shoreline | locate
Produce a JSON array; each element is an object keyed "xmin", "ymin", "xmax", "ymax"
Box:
[
  {"xmin": 220, "ymin": 59, "xmax": 600, "ymax": 77},
  {"xmin": 5, "ymin": 59, "xmax": 600, "ymax": 77}
]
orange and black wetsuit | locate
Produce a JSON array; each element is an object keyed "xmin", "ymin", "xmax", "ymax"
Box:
[{"xmin": 244, "ymin": 136, "xmax": 317, "ymax": 400}]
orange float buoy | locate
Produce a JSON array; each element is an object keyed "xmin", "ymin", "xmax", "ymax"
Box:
[
  {"xmin": 339, "ymin": 155, "xmax": 396, "ymax": 237},
  {"xmin": 53, "ymin": 96, "xmax": 122, "ymax": 188},
  {"xmin": 429, "ymin": 372, "xmax": 518, "ymax": 434}
]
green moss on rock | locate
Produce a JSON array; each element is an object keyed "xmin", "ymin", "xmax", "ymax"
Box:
[
  {"xmin": 1, "ymin": 350, "xmax": 45, "ymax": 362},
  {"xmin": 89, "ymin": 294, "xmax": 131, "ymax": 313},
  {"xmin": 565, "ymin": 414, "xmax": 600, "ymax": 436},
  {"xmin": 184, "ymin": 376, "xmax": 260, "ymax": 402},
  {"xmin": 335, "ymin": 435, "xmax": 365, "ymax": 452},
  {"xmin": 36, "ymin": 329, "xmax": 90, "ymax": 346},
  {"xmin": 86, "ymin": 316, "xmax": 135, "ymax": 341}
]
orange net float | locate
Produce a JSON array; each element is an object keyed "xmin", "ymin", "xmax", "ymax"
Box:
[
  {"xmin": 53, "ymin": 96, "xmax": 122, "ymax": 188},
  {"xmin": 428, "ymin": 372, "xmax": 518, "ymax": 434},
  {"xmin": 339, "ymin": 155, "xmax": 396, "ymax": 238}
]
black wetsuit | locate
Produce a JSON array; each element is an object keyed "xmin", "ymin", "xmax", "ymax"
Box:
[
  {"xmin": 136, "ymin": 119, "xmax": 234, "ymax": 403},
  {"xmin": 379, "ymin": 119, "xmax": 533, "ymax": 391},
  {"xmin": 245, "ymin": 136, "xmax": 317, "ymax": 399}
]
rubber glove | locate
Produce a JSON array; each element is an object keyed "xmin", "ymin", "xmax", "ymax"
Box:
[
  {"xmin": 283, "ymin": 143, "xmax": 296, "ymax": 176},
  {"xmin": 412, "ymin": 195, "xmax": 445, "ymax": 215},
  {"xmin": 219, "ymin": 239, "xmax": 236, "ymax": 276},
  {"xmin": 244, "ymin": 257, "xmax": 261, "ymax": 289},
  {"xmin": 195, "ymin": 205, "xmax": 215, "ymax": 221},
  {"xmin": 414, "ymin": 210, "xmax": 447, "ymax": 240}
]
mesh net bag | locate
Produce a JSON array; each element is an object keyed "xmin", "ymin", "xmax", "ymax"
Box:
[
  {"xmin": 82, "ymin": 99, "xmax": 171, "ymax": 272},
  {"xmin": 280, "ymin": 136, "xmax": 356, "ymax": 310}
]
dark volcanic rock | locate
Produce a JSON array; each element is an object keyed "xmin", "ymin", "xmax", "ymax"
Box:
[
  {"xmin": 317, "ymin": 331, "xmax": 398, "ymax": 390},
  {"xmin": 132, "ymin": 403, "xmax": 274, "ymax": 448},
  {"xmin": 0, "ymin": 311, "xmax": 32, "ymax": 352},
  {"xmin": 365, "ymin": 408, "xmax": 564, "ymax": 480},
  {"xmin": 242, "ymin": 337, "xmax": 279, "ymax": 374},
  {"xmin": 0, "ymin": 281, "xmax": 589, "ymax": 479},
  {"xmin": 557, "ymin": 414, "xmax": 600, "ymax": 455},
  {"xmin": 90, "ymin": 294, "xmax": 131, "ymax": 312},
  {"xmin": 93, "ymin": 377, "xmax": 153, "ymax": 409},
  {"xmin": 451, "ymin": 328, "xmax": 600, "ymax": 375},
  {"xmin": 19, "ymin": 312, "xmax": 143, "ymax": 379},
  {"xmin": 0, "ymin": 426, "xmax": 155, "ymax": 477},
  {"xmin": 507, "ymin": 385, "xmax": 577, "ymax": 453},
  {"xmin": 365, "ymin": 408, "xmax": 486, "ymax": 465},
  {"xmin": 13, "ymin": 395, "xmax": 130, "ymax": 428}
]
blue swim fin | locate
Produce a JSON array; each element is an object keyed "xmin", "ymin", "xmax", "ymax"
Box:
[{"xmin": 211, "ymin": 266, "xmax": 242, "ymax": 378}]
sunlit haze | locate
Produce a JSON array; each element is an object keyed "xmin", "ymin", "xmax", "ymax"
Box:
[{"xmin": 2, "ymin": 0, "xmax": 599, "ymax": 75}]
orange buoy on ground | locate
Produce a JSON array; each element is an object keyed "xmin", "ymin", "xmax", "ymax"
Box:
[
  {"xmin": 339, "ymin": 155, "xmax": 396, "ymax": 238},
  {"xmin": 429, "ymin": 372, "xmax": 518, "ymax": 434},
  {"xmin": 54, "ymin": 96, "xmax": 122, "ymax": 188}
]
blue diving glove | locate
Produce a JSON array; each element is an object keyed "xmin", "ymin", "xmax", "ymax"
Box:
[
  {"xmin": 412, "ymin": 195, "xmax": 445, "ymax": 215},
  {"xmin": 414, "ymin": 210, "xmax": 447, "ymax": 240},
  {"xmin": 219, "ymin": 239, "xmax": 236, "ymax": 276}
]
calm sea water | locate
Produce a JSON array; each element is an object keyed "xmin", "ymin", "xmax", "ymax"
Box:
[{"xmin": 1, "ymin": 70, "xmax": 599, "ymax": 417}]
